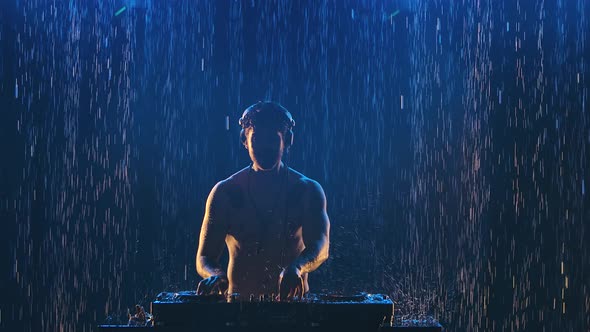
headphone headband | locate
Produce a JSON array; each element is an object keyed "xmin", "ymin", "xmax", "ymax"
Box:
[{"xmin": 238, "ymin": 101, "xmax": 296, "ymax": 130}]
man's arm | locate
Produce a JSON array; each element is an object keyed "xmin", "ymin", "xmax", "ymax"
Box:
[
  {"xmin": 196, "ymin": 181, "xmax": 229, "ymax": 279},
  {"xmin": 290, "ymin": 179, "xmax": 330, "ymax": 273},
  {"xmin": 279, "ymin": 179, "xmax": 330, "ymax": 300}
]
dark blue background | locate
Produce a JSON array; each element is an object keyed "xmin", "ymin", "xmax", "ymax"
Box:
[{"xmin": 1, "ymin": 0, "xmax": 589, "ymax": 330}]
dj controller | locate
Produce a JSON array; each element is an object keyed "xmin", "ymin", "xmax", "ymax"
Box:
[{"xmin": 97, "ymin": 291, "xmax": 442, "ymax": 332}]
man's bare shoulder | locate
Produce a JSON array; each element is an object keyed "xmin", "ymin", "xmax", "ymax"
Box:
[
  {"xmin": 207, "ymin": 166, "xmax": 249, "ymax": 207},
  {"xmin": 211, "ymin": 166, "xmax": 249, "ymax": 188},
  {"xmin": 224, "ymin": 166, "xmax": 250, "ymax": 185},
  {"xmin": 287, "ymin": 168, "xmax": 326, "ymax": 198}
]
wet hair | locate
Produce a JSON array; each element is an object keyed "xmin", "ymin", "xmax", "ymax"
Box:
[
  {"xmin": 239, "ymin": 101, "xmax": 296, "ymax": 148},
  {"xmin": 238, "ymin": 101, "xmax": 295, "ymax": 133}
]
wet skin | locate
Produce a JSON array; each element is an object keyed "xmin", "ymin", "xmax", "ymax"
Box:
[{"xmin": 196, "ymin": 126, "xmax": 330, "ymax": 300}]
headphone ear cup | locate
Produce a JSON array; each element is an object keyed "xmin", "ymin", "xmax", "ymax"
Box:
[
  {"xmin": 286, "ymin": 130, "xmax": 294, "ymax": 148},
  {"xmin": 240, "ymin": 129, "xmax": 247, "ymax": 147}
]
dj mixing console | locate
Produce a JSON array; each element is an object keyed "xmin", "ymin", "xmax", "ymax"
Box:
[{"xmin": 97, "ymin": 291, "xmax": 442, "ymax": 332}]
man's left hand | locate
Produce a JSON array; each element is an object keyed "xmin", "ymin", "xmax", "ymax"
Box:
[{"xmin": 278, "ymin": 265, "xmax": 304, "ymax": 301}]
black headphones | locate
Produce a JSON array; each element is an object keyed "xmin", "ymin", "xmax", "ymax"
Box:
[{"xmin": 238, "ymin": 101, "xmax": 296, "ymax": 149}]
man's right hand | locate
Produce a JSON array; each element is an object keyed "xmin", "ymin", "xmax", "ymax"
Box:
[{"xmin": 196, "ymin": 275, "xmax": 229, "ymax": 295}]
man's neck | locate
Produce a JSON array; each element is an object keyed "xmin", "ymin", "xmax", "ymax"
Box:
[{"xmin": 250, "ymin": 161, "xmax": 285, "ymax": 180}]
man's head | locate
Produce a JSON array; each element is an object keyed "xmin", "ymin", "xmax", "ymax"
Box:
[{"xmin": 239, "ymin": 101, "xmax": 296, "ymax": 170}]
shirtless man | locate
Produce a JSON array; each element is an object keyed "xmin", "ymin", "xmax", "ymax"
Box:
[{"xmin": 195, "ymin": 101, "xmax": 330, "ymax": 301}]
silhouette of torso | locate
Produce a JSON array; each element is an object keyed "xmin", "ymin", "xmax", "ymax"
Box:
[{"xmin": 221, "ymin": 165, "xmax": 309, "ymax": 297}]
